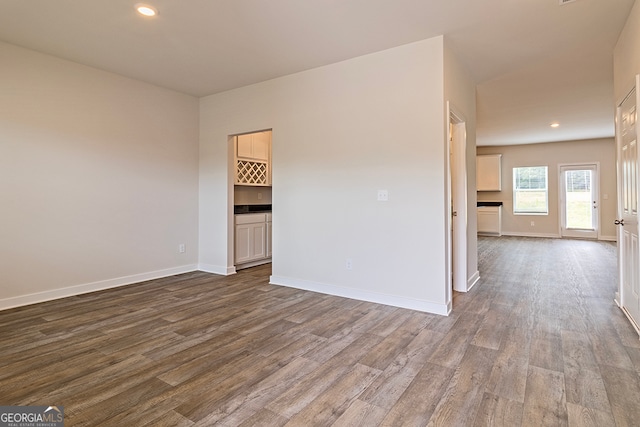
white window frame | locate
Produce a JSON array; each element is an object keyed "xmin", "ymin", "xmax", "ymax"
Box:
[{"xmin": 513, "ymin": 166, "xmax": 549, "ymax": 215}]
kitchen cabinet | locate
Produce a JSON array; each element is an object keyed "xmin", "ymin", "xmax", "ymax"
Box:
[
  {"xmin": 235, "ymin": 212, "xmax": 272, "ymax": 268},
  {"xmin": 477, "ymin": 206, "xmax": 502, "ymax": 235},
  {"xmin": 237, "ymin": 132, "xmax": 270, "ymax": 161},
  {"xmin": 235, "ymin": 131, "xmax": 271, "ymax": 186},
  {"xmin": 266, "ymin": 213, "xmax": 272, "ymax": 258},
  {"xmin": 477, "ymin": 154, "xmax": 502, "ymax": 191}
]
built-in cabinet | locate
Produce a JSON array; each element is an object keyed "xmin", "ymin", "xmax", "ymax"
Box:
[
  {"xmin": 266, "ymin": 213, "xmax": 272, "ymax": 258},
  {"xmin": 477, "ymin": 154, "xmax": 502, "ymax": 191},
  {"xmin": 477, "ymin": 206, "xmax": 502, "ymax": 236},
  {"xmin": 235, "ymin": 131, "xmax": 272, "ymax": 186},
  {"xmin": 235, "ymin": 212, "xmax": 272, "ymax": 269}
]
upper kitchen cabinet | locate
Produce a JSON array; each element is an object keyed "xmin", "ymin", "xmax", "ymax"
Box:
[
  {"xmin": 235, "ymin": 131, "xmax": 272, "ymax": 186},
  {"xmin": 476, "ymin": 154, "xmax": 502, "ymax": 191}
]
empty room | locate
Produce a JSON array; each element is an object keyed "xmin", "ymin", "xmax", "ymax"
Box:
[{"xmin": 2, "ymin": 1, "xmax": 640, "ymax": 425}]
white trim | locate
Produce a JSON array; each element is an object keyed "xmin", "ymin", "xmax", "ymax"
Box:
[
  {"xmin": 446, "ymin": 101, "xmax": 468, "ymax": 306},
  {"xmin": 235, "ymin": 259, "xmax": 272, "ymax": 270},
  {"xmin": 598, "ymin": 235, "xmax": 617, "ymax": 242},
  {"xmin": 270, "ymin": 275, "xmax": 450, "ymax": 316},
  {"xmin": 0, "ymin": 265, "xmax": 198, "ymax": 311},
  {"xmin": 500, "ymin": 231, "xmax": 561, "ymax": 239},
  {"xmin": 198, "ymin": 263, "xmax": 236, "ymax": 275},
  {"xmin": 621, "ymin": 306, "xmax": 640, "ymax": 338},
  {"xmin": 466, "ymin": 271, "xmax": 480, "ymax": 292}
]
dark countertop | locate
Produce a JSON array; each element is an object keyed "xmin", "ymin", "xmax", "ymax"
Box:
[
  {"xmin": 234, "ymin": 204, "xmax": 272, "ymax": 214},
  {"xmin": 477, "ymin": 201, "xmax": 503, "ymax": 207}
]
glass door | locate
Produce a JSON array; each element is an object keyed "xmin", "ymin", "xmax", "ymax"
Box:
[{"xmin": 560, "ymin": 164, "xmax": 598, "ymax": 239}]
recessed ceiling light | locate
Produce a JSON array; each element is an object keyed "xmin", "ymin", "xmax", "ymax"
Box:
[
  {"xmin": 550, "ymin": 122, "xmax": 560, "ymax": 128},
  {"xmin": 136, "ymin": 4, "xmax": 158, "ymax": 17}
]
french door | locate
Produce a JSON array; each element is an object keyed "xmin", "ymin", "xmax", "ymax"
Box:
[{"xmin": 560, "ymin": 164, "xmax": 598, "ymax": 239}]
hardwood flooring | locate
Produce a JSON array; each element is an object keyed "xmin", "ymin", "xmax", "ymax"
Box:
[{"xmin": 1, "ymin": 236, "xmax": 639, "ymax": 426}]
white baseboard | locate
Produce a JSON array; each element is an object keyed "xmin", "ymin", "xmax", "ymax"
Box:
[
  {"xmin": 235, "ymin": 258, "xmax": 272, "ymax": 271},
  {"xmin": 0, "ymin": 264, "xmax": 198, "ymax": 311},
  {"xmin": 269, "ymin": 275, "xmax": 450, "ymax": 316},
  {"xmin": 499, "ymin": 231, "xmax": 617, "ymax": 242},
  {"xmin": 198, "ymin": 263, "xmax": 236, "ymax": 275},
  {"xmin": 467, "ymin": 271, "xmax": 480, "ymax": 291},
  {"xmin": 500, "ymin": 231, "xmax": 561, "ymax": 238}
]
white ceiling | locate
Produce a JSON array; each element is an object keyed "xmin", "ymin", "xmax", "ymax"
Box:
[{"xmin": 0, "ymin": 0, "xmax": 635, "ymax": 146}]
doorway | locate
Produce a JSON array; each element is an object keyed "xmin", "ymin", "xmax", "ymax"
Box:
[
  {"xmin": 229, "ymin": 130, "xmax": 273, "ymax": 273},
  {"xmin": 616, "ymin": 76, "xmax": 640, "ymax": 333},
  {"xmin": 447, "ymin": 102, "xmax": 468, "ymax": 301},
  {"xmin": 559, "ymin": 164, "xmax": 599, "ymax": 239}
]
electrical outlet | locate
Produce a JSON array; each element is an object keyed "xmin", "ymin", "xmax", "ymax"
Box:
[
  {"xmin": 346, "ymin": 259, "xmax": 353, "ymax": 270},
  {"xmin": 530, "ymin": 221, "xmax": 535, "ymax": 227},
  {"xmin": 178, "ymin": 244, "xmax": 186, "ymax": 253},
  {"xmin": 377, "ymin": 190, "xmax": 389, "ymax": 202},
  {"xmin": 257, "ymin": 192, "xmax": 262, "ymax": 200}
]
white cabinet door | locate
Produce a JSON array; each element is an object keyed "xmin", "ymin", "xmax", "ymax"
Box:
[
  {"xmin": 251, "ymin": 132, "xmax": 270, "ymax": 161},
  {"xmin": 477, "ymin": 206, "xmax": 502, "ymax": 235},
  {"xmin": 235, "ymin": 223, "xmax": 253, "ymax": 264},
  {"xmin": 477, "ymin": 154, "xmax": 502, "ymax": 191},
  {"xmin": 266, "ymin": 220, "xmax": 272, "ymax": 258},
  {"xmin": 235, "ymin": 222, "xmax": 266, "ymax": 264},
  {"xmin": 236, "ymin": 132, "xmax": 269, "ymax": 161},
  {"xmin": 236, "ymin": 134, "xmax": 254, "ymax": 159}
]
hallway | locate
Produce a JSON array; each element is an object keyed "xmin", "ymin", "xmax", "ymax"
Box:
[{"xmin": 466, "ymin": 236, "xmax": 639, "ymax": 425}]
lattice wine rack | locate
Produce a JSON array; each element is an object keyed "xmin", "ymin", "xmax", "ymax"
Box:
[{"xmin": 236, "ymin": 160, "xmax": 268, "ymax": 185}]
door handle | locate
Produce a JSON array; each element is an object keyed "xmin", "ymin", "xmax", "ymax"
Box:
[{"xmin": 615, "ymin": 219, "xmax": 625, "ymax": 226}]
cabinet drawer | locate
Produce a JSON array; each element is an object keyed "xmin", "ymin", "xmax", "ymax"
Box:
[{"xmin": 235, "ymin": 213, "xmax": 266, "ymax": 225}]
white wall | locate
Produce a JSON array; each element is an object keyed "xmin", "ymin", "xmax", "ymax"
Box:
[
  {"xmin": 477, "ymin": 138, "xmax": 617, "ymax": 240},
  {"xmin": 234, "ymin": 186, "xmax": 272, "ymax": 205},
  {"xmin": 614, "ymin": 0, "xmax": 640, "ymax": 102},
  {"xmin": 200, "ymin": 37, "xmax": 453, "ymax": 314},
  {"xmin": 0, "ymin": 42, "xmax": 200, "ymax": 309}
]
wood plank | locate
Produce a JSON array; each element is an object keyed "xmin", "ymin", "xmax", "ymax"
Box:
[
  {"xmin": 473, "ymin": 392, "xmax": 523, "ymax": 427},
  {"xmin": 426, "ymin": 344, "xmax": 498, "ymax": 427},
  {"xmin": 1, "ymin": 238, "xmax": 637, "ymax": 425},
  {"xmin": 599, "ymin": 364, "xmax": 640, "ymax": 426},
  {"xmin": 566, "ymin": 402, "xmax": 615, "ymax": 427},
  {"xmin": 332, "ymin": 399, "xmax": 387, "ymax": 427},
  {"xmin": 428, "ymin": 311, "xmax": 482, "ymax": 369},
  {"xmin": 283, "ymin": 363, "xmax": 381, "ymax": 426},
  {"xmin": 561, "ymin": 330, "xmax": 611, "ymax": 412},
  {"xmin": 359, "ymin": 328, "xmax": 445, "ymax": 409},
  {"xmin": 522, "ymin": 366, "xmax": 568, "ymax": 426},
  {"xmin": 379, "ymin": 362, "xmax": 454, "ymax": 426},
  {"xmin": 529, "ymin": 330, "xmax": 564, "ymax": 372}
]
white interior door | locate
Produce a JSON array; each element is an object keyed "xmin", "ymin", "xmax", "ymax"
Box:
[
  {"xmin": 617, "ymin": 76, "xmax": 640, "ymax": 332},
  {"xmin": 447, "ymin": 103, "xmax": 468, "ymax": 295},
  {"xmin": 560, "ymin": 164, "xmax": 598, "ymax": 239}
]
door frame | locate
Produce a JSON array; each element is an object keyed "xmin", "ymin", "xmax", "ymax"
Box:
[
  {"xmin": 558, "ymin": 163, "xmax": 600, "ymax": 239},
  {"xmin": 446, "ymin": 102, "xmax": 469, "ymax": 306},
  {"xmin": 615, "ymin": 74, "xmax": 640, "ymax": 335}
]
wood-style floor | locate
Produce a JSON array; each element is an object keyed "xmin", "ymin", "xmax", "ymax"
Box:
[{"xmin": 1, "ymin": 237, "xmax": 639, "ymax": 426}]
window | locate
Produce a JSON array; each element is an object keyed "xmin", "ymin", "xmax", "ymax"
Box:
[{"xmin": 513, "ymin": 166, "xmax": 548, "ymax": 214}]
